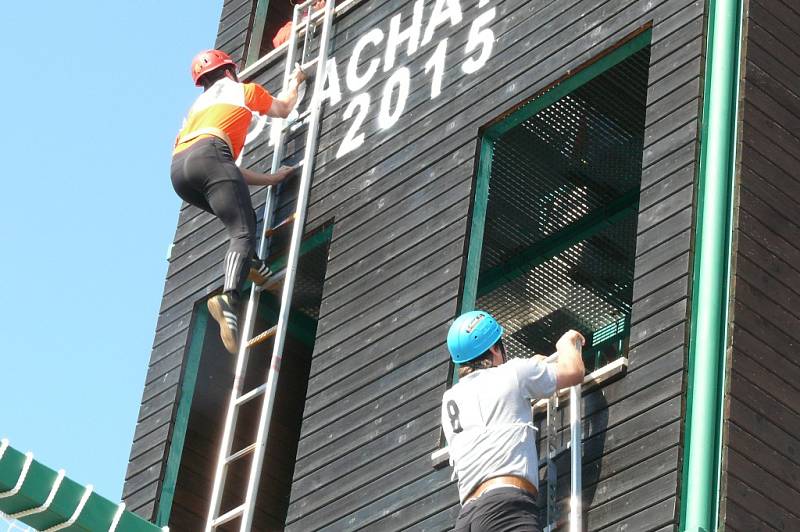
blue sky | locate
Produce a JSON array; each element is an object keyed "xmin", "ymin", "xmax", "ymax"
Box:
[{"xmin": 0, "ymin": 1, "xmax": 223, "ymax": 500}]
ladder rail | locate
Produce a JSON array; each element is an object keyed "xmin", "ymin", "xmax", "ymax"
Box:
[
  {"xmin": 205, "ymin": 4, "xmax": 306, "ymax": 529},
  {"xmin": 544, "ymin": 344, "xmax": 583, "ymax": 532},
  {"xmin": 545, "ymin": 394, "xmax": 558, "ymax": 532},
  {"xmin": 300, "ymin": 3, "xmax": 314, "ymax": 68},
  {"xmin": 569, "ymin": 383, "xmax": 582, "ymax": 532},
  {"xmin": 269, "ymin": 3, "xmax": 305, "ymax": 177},
  {"xmin": 239, "ymin": 2, "xmax": 336, "ymax": 530}
]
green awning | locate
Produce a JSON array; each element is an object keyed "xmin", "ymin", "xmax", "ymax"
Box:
[{"xmin": 0, "ymin": 439, "xmax": 165, "ymax": 531}]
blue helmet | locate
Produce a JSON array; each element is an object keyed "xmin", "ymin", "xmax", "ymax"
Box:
[{"xmin": 447, "ymin": 310, "xmax": 504, "ymax": 364}]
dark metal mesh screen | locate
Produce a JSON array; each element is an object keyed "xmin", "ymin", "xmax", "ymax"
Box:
[
  {"xmin": 477, "ymin": 45, "xmax": 650, "ymax": 371},
  {"xmin": 264, "ymin": 226, "xmax": 332, "ymax": 322},
  {"xmin": 292, "ymin": 238, "xmax": 330, "ymax": 321}
]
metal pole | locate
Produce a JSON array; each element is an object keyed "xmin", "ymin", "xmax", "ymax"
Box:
[
  {"xmin": 680, "ymin": 0, "xmax": 742, "ymax": 530},
  {"xmin": 569, "ymin": 336, "xmax": 584, "ymax": 532},
  {"xmin": 239, "ymin": 2, "xmax": 335, "ymax": 530},
  {"xmin": 569, "ymin": 383, "xmax": 582, "ymax": 532}
]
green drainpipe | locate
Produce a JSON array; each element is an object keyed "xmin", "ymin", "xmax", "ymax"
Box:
[{"xmin": 680, "ymin": 0, "xmax": 743, "ymax": 531}]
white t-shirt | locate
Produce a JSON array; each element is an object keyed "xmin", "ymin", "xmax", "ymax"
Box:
[{"xmin": 441, "ymin": 358, "xmax": 558, "ymax": 503}]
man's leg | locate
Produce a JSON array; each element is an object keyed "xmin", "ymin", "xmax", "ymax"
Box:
[
  {"xmin": 204, "ymin": 176, "xmax": 258, "ymax": 353},
  {"xmin": 173, "ymin": 139, "xmax": 263, "ymax": 354}
]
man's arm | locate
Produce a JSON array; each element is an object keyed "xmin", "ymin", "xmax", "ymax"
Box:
[
  {"xmin": 267, "ymin": 65, "xmax": 307, "ymax": 118},
  {"xmin": 553, "ymin": 330, "xmax": 586, "ymax": 389},
  {"xmin": 240, "ymin": 165, "xmax": 298, "ymax": 187}
]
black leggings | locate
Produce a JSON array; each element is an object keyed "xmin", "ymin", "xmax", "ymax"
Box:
[{"xmin": 171, "ymin": 137, "xmax": 256, "ymax": 299}]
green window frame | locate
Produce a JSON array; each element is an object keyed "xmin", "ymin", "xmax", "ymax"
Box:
[
  {"xmin": 245, "ymin": 0, "xmax": 315, "ymax": 67},
  {"xmin": 155, "ymin": 224, "xmax": 333, "ymax": 527},
  {"xmin": 459, "ymin": 29, "xmax": 652, "ymax": 376}
]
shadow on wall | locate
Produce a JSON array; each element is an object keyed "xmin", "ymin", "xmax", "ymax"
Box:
[{"xmin": 581, "ymin": 388, "xmax": 609, "ymax": 524}]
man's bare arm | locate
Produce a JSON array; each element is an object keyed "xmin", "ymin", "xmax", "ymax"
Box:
[
  {"xmin": 240, "ymin": 165, "xmax": 297, "ymax": 187},
  {"xmin": 267, "ymin": 65, "xmax": 307, "ymax": 118},
  {"xmin": 553, "ymin": 330, "xmax": 586, "ymax": 389}
]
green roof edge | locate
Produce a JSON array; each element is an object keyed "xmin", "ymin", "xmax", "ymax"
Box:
[{"xmin": 0, "ymin": 439, "xmax": 165, "ymax": 532}]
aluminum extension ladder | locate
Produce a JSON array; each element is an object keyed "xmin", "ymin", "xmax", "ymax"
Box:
[
  {"xmin": 544, "ymin": 359, "xmax": 583, "ymax": 532},
  {"xmin": 205, "ymin": 1, "xmax": 336, "ymax": 530}
]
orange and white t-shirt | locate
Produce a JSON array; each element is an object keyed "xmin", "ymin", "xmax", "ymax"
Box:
[{"xmin": 173, "ymin": 77, "xmax": 273, "ymax": 159}]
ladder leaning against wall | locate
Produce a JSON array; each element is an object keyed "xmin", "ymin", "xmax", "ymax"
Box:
[{"xmin": 205, "ymin": 1, "xmax": 336, "ymax": 530}]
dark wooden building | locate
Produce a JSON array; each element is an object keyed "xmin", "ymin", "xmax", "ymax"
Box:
[{"xmin": 122, "ymin": 0, "xmax": 800, "ymax": 530}]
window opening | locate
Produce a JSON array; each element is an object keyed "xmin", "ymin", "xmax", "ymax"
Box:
[
  {"xmin": 159, "ymin": 225, "xmax": 332, "ymax": 530},
  {"xmin": 462, "ymin": 34, "xmax": 651, "ymax": 376},
  {"xmin": 246, "ymin": 0, "xmax": 325, "ymax": 66}
]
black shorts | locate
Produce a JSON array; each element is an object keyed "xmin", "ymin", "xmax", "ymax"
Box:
[{"xmin": 454, "ymin": 487, "xmax": 541, "ymax": 532}]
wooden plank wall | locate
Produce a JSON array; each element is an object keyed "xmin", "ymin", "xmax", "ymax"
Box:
[
  {"xmin": 119, "ymin": 0, "xmax": 258, "ymax": 520},
  {"xmin": 215, "ymin": 0, "xmax": 257, "ymax": 65},
  {"xmin": 721, "ymin": 1, "xmax": 800, "ymax": 530},
  {"xmin": 122, "ymin": 0, "xmax": 708, "ymax": 529}
]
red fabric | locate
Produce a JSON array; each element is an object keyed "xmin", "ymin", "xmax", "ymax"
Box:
[
  {"xmin": 272, "ymin": 21, "xmax": 294, "ymax": 48},
  {"xmin": 272, "ymin": 2, "xmax": 326, "ymax": 48}
]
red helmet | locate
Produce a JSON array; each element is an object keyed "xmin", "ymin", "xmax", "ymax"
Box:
[{"xmin": 191, "ymin": 49, "xmax": 236, "ymax": 86}]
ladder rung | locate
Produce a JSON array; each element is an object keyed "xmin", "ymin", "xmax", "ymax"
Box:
[
  {"xmin": 265, "ymin": 213, "xmax": 297, "ymax": 237},
  {"xmin": 549, "ymin": 445, "xmax": 570, "ymax": 459},
  {"xmin": 246, "ymin": 326, "xmax": 278, "ymax": 348},
  {"xmin": 226, "ymin": 443, "xmax": 257, "ymax": 464},
  {"xmin": 294, "ymin": 0, "xmax": 317, "ymax": 10},
  {"xmin": 283, "ymin": 110, "xmax": 313, "ymax": 132},
  {"xmin": 212, "ymin": 504, "xmax": 245, "ymax": 527},
  {"xmin": 236, "ymin": 383, "xmax": 267, "ymax": 406},
  {"xmin": 261, "ymin": 269, "xmax": 286, "ymax": 293},
  {"xmin": 300, "ymin": 57, "xmax": 318, "ymax": 73}
]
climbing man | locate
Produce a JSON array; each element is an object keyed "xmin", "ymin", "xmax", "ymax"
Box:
[
  {"xmin": 441, "ymin": 310, "xmax": 586, "ymax": 531},
  {"xmin": 171, "ymin": 49, "xmax": 306, "ymax": 354}
]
